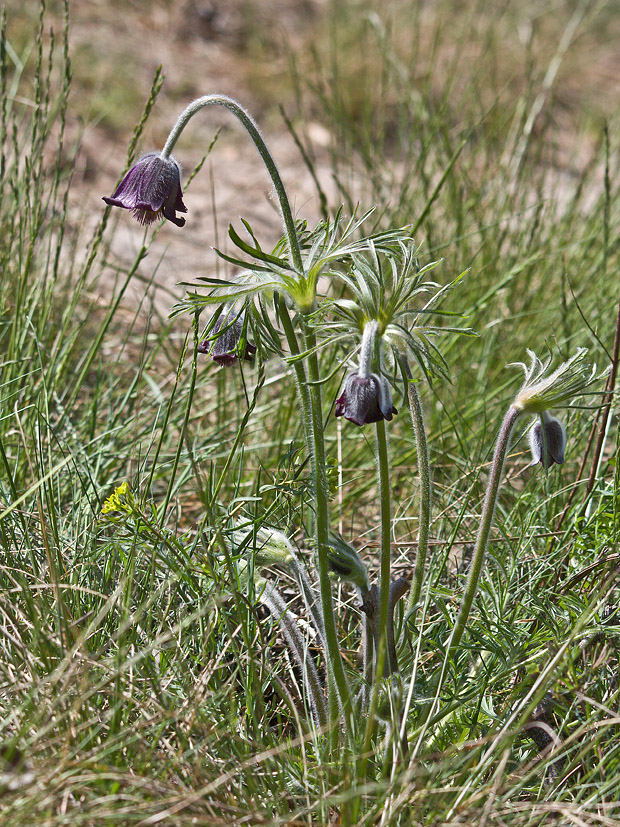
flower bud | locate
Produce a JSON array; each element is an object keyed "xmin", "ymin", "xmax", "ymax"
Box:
[
  {"xmin": 254, "ymin": 527, "xmax": 295, "ymax": 568},
  {"xmin": 326, "ymin": 533, "xmax": 369, "ymax": 591},
  {"xmin": 197, "ymin": 309, "xmax": 257, "ymax": 366},
  {"xmin": 103, "ymin": 153, "xmax": 187, "ymax": 227},
  {"xmin": 529, "ymin": 413, "xmax": 566, "ymax": 469},
  {"xmin": 231, "ymin": 525, "xmax": 295, "ymax": 568}
]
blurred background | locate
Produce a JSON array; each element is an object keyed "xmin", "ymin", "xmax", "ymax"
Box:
[{"xmin": 6, "ymin": 0, "xmax": 620, "ymax": 310}]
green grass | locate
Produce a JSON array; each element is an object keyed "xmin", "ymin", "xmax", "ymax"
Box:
[{"xmin": 1, "ymin": 1, "xmax": 620, "ymax": 824}]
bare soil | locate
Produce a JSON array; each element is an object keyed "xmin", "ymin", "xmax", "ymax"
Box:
[
  {"xmin": 17, "ymin": 1, "xmax": 620, "ymax": 313},
  {"xmin": 60, "ymin": 0, "xmax": 335, "ymax": 312}
]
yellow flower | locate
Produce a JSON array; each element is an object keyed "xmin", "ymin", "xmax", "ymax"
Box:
[{"xmin": 101, "ymin": 482, "xmax": 131, "ymax": 516}]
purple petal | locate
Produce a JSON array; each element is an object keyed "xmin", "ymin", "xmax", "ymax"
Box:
[{"xmin": 103, "ymin": 153, "xmax": 187, "ymax": 227}]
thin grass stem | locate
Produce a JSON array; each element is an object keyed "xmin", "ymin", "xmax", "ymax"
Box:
[{"xmin": 399, "ymin": 357, "xmax": 432, "ymax": 615}]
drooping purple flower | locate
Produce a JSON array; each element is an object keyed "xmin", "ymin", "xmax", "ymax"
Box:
[
  {"xmin": 103, "ymin": 153, "xmax": 188, "ymax": 227},
  {"xmin": 335, "ymin": 372, "xmax": 397, "ymax": 426},
  {"xmin": 529, "ymin": 412, "xmax": 566, "ymax": 468},
  {"xmin": 197, "ymin": 310, "xmax": 257, "ymax": 367}
]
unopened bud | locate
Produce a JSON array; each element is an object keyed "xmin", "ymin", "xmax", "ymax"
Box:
[
  {"xmin": 326, "ymin": 533, "xmax": 369, "ymax": 591},
  {"xmin": 529, "ymin": 412, "xmax": 566, "ymax": 469},
  {"xmin": 231, "ymin": 525, "xmax": 295, "ymax": 568}
]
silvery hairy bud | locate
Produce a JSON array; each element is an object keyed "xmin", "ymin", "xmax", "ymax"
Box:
[{"xmin": 529, "ymin": 412, "xmax": 566, "ymax": 469}]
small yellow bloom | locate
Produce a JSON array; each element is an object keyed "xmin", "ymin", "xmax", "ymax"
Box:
[{"xmin": 101, "ymin": 482, "xmax": 131, "ymax": 516}]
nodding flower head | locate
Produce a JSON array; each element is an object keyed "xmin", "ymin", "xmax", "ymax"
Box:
[
  {"xmin": 529, "ymin": 412, "xmax": 566, "ymax": 469},
  {"xmin": 103, "ymin": 153, "xmax": 187, "ymax": 227},
  {"xmin": 334, "ymin": 319, "xmax": 397, "ymax": 426},
  {"xmin": 512, "ymin": 348, "xmax": 597, "ymax": 415},
  {"xmin": 335, "ymin": 372, "xmax": 396, "ymax": 426},
  {"xmin": 197, "ymin": 308, "xmax": 257, "ymax": 367}
]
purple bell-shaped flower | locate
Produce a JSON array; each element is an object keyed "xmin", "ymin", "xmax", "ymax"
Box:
[
  {"xmin": 335, "ymin": 372, "xmax": 396, "ymax": 425},
  {"xmin": 103, "ymin": 152, "xmax": 187, "ymax": 227},
  {"xmin": 197, "ymin": 309, "xmax": 257, "ymax": 367},
  {"xmin": 334, "ymin": 320, "xmax": 396, "ymax": 426}
]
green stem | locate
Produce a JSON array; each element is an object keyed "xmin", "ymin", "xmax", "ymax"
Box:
[
  {"xmin": 355, "ymin": 585, "xmax": 373, "ymax": 710},
  {"xmin": 360, "ymin": 420, "xmax": 392, "ymax": 756},
  {"xmin": 400, "ymin": 360, "xmax": 432, "ymax": 614},
  {"xmin": 161, "ymin": 94, "xmax": 304, "ymax": 273},
  {"xmin": 304, "ymin": 323, "xmax": 354, "ymax": 739},
  {"xmin": 449, "ymin": 404, "xmax": 520, "ymax": 655},
  {"xmin": 375, "ymin": 419, "xmax": 392, "ymax": 681},
  {"xmin": 414, "ymin": 405, "xmax": 521, "ymax": 755},
  {"xmin": 277, "ymin": 296, "xmax": 313, "ymax": 453}
]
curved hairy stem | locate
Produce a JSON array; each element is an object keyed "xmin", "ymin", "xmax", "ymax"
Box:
[
  {"xmin": 259, "ymin": 583, "xmax": 327, "ymax": 728},
  {"xmin": 449, "ymin": 405, "xmax": 520, "ymax": 654},
  {"xmin": 288, "ymin": 553, "xmax": 326, "ymax": 649},
  {"xmin": 161, "ymin": 94, "xmax": 303, "ymax": 273},
  {"xmin": 413, "ymin": 405, "xmax": 521, "ymax": 756}
]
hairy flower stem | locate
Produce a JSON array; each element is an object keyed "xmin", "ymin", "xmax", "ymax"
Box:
[
  {"xmin": 399, "ymin": 359, "xmax": 432, "ymax": 615},
  {"xmin": 359, "ymin": 420, "xmax": 392, "ymax": 761},
  {"xmin": 289, "ymin": 554, "xmax": 326, "ymax": 648},
  {"xmin": 305, "ymin": 324, "xmax": 354, "ymax": 741},
  {"xmin": 276, "ymin": 297, "xmax": 313, "ymax": 452},
  {"xmin": 160, "ymin": 94, "xmax": 311, "ymax": 426},
  {"xmin": 449, "ymin": 405, "xmax": 520, "ymax": 655},
  {"xmin": 415, "ymin": 405, "xmax": 522, "ymax": 744},
  {"xmin": 356, "ymin": 584, "xmax": 373, "ymax": 709},
  {"xmin": 259, "ymin": 583, "xmax": 327, "ymax": 728},
  {"xmin": 161, "ymin": 93, "xmax": 354, "ymax": 740},
  {"xmin": 161, "ymin": 94, "xmax": 304, "ymax": 274},
  {"xmin": 375, "ymin": 420, "xmax": 392, "ymax": 682}
]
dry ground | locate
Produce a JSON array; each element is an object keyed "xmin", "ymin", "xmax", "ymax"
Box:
[{"xmin": 8, "ymin": 0, "xmax": 620, "ymax": 312}]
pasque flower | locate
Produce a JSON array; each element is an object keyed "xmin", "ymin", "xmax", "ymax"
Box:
[
  {"xmin": 335, "ymin": 320, "xmax": 397, "ymax": 426},
  {"xmin": 103, "ymin": 153, "xmax": 187, "ymax": 227},
  {"xmin": 197, "ymin": 309, "xmax": 256, "ymax": 366},
  {"xmin": 529, "ymin": 412, "xmax": 566, "ymax": 468},
  {"xmin": 447, "ymin": 348, "xmax": 598, "ymax": 661},
  {"xmin": 335, "ymin": 372, "xmax": 396, "ymax": 425}
]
